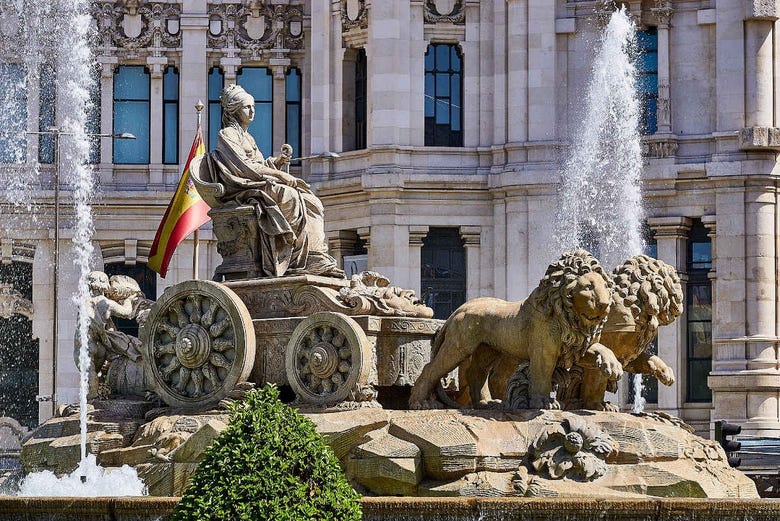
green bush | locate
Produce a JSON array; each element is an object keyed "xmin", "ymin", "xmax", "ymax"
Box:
[{"xmin": 170, "ymin": 385, "xmax": 362, "ymax": 521}]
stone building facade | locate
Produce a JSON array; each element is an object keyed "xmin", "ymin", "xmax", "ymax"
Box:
[{"xmin": 0, "ymin": 0, "xmax": 779, "ymax": 438}]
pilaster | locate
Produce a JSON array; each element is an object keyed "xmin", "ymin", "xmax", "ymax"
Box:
[
  {"xmin": 648, "ymin": 216, "xmax": 691, "ymax": 416},
  {"xmin": 460, "ymin": 226, "xmax": 481, "ymax": 300},
  {"xmin": 652, "ymin": 1, "xmax": 673, "ymax": 134},
  {"xmin": 408, "ymin": 225, "xmax": 430, "ymax": 296}
]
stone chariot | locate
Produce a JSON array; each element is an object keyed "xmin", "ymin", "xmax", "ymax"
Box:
[{"xmin": 140, "ymin": 200, "xmax": 439, "ymax": 410}]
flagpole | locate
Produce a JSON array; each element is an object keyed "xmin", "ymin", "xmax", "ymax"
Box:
[{"xmin": 193, "ymin": 100, "xmax": 204, "ymax": 280}]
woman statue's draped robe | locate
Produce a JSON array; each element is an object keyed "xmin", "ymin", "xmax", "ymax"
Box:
[{"xmin": 191, "ymin": 126, "xmax": 343, "ymax": 278}]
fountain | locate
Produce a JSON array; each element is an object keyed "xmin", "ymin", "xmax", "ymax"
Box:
[
  {"xmin": 0, "ymin": 3, "xmax": 778, "ymax": 521},
  {"xmin": 0, "ymin": 0, "xmax": 144, "ymax": 497}
]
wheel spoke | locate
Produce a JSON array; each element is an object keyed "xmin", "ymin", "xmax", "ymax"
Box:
[
  {"xmin": 210, "ymin": 316, "xmax": 230, "ymax": 338},
  {"xmin": 190, "ymin": 368, "xmax": 203, "ymax": 397},
  {"xmin": 212, "ymin": 338, "xmax": 234, "ymax": 352},
  {"xmin": 202, "ymin": 363, "xmax": 219, "ymax": 389},
  {"xmin": 187, "ymin": 295, "xmax": 202, "ymax": 324},
  {"xmin": 175, "ymin": 367, "xmax": 191, "ymax": 392},
  {"xmin": 172, "ymin": 300, "xmax": 188, "ymax": 328},
  {"xmin": 209, "ymin": 352, "xmax": 232, "ymax": 369},
  {"xmin": 160, "ymin": 357, "xmax": 181, "ymax": 379},
  {"xmin": 154, "ymin": 341, "xmax": 176, "ymax": 357}
]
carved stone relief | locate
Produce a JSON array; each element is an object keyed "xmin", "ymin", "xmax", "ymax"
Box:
[
  {"xmin": 641, "ymin": 136, "xmax": 678, "ymax": 158},
  {"xmin": 207, "ymin": 2, "xmax": 304, "ymax": 55},
  {"xmin": 424, "ymin": 0, "xmax": 465, "ymax": 25},
  {"xmin": 341, "ymin": 0, "xmax": 367, "ymax": 32},
  {"xmin": 92, "ymin": 1, "xmax": 181, "ymax": 57},
  {"xmin": 0, "ymin": 283, "xmax": 33, "ymax": 319}
]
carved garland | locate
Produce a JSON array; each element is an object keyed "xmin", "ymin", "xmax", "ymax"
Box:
[
  {"xmin": 91, "ymin": 1, "xmax": 181, "ymax": 52},
  {"xmin": 207, "ymin": 3, "xmax": 304, "ymax": 53}
]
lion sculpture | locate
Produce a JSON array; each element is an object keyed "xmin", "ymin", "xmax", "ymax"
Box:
[
  {"xmin": 453, "ymin": 255, "xmax": 683, "ymax": 411},
  {"xmin": 408, "ymin": 250, "xmax": 622, "ymax": 410},
  {"xmin": 563, "ymin": 254, "xmax": 683, "ymax": 410}
]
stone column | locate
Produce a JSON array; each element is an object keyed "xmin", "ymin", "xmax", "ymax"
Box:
[
  {"xmin": 409, "ymin": 226, "xmax": 429, "ymax": 296},
  {"xmin": 326, "ymin": 230, "xmax": 358, "ymax": 269},
  {"xmin": 462, "ymin": 1, "xmax": 481, "ymax": 148},
  {"xmin": 460, "ymin": 226, "xmax": 481, "ymax": 300},
  {"xmin": 739, "ymin": 3, "xmax": 780, "ymax": 150},
  {"xmin": 180, "ymin": 0, "xmax": 209, "ymax": 166},
  {"xmin": 714, "ymin": 0, "xmax": 744, "ymax": 133},
  {"xmin": 97, "ymin": 57, "xmax": 117, "ymax": 187},
  {"xmin": 271, "ymin": 65, "xmax": 288, "ymax": 156},
  {"xmin": 492, "ymin": 192, "xmax": 507, "ymax": 300},
  {"xmin": 310, "ymin": 0, "xmax": 331, "ymax": 154},
  {"xmin": 648, "ymin": 216, "xmax": 691, "ymax": 417},
  {"xmin": 506, "ymin": 0, "xmax": 528, "ymax": 143},
  {"xmin": 492, "ymin": 0, "xmax": 507, "ymax": 145},
  {"xmin": 527, "ymin": 0, "xmax": 556, "ymax": 141},
  {"xmin": 652, "ymin": 1, "xmax": 673, "ymax": 134},
  {"xmin": 357, "ymin": 226, "xmax": 371, "ymax": 263},
  {"xmin": 505, "ymin": 194, "xmax": 528, "ymax": 301},
  {"xmin": 744, "ymin": 19, "xmax": 774, "ymax": 127},
  {"xmin": 147, "ymin": 57, "xmax": 166, "ymax": 186}
]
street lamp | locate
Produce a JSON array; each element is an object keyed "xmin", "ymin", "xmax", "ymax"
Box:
[
  {"xmin": 290, "ymin": 151, "xmax": 341, "ymax": 162},
  {"xmin": 26, "ymin": 127, "xmax": 135, "ymax": 413}
]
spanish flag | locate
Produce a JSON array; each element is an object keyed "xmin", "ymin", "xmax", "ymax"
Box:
[{"xmin": 148, "ymin": 127, "xmax": 210, "ymax": 277}]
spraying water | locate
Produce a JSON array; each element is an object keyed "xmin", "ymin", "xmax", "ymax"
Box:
[
  {"xmin": 555, "ymin": 8, "xmax": 646, "ymax": 412},
  {"xmin": 0, "ymin": 0, "xmax": 145, "ymax": 495},
  {"xmin": 555, "ymin": 7, "xmax": 644, "ymax": 272}
]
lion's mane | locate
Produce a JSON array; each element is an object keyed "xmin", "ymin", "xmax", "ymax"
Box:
[
  {"xmin": 534, "ymin": 249, "xmax": 614, "ymax": 369},
  {"xmin": 611, "ymin": 254, "xmax": 683, "ymax": 351}
]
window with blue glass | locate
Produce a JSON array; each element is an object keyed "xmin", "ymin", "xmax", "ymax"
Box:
[
  {"xmin": 237, "ymin": 67, "xmax": 273, "ymax": 157},
  {"xmin": 0, "ymin": 63, "xmax": 27, "ymax": 163},
  {"xmin": 208, "ymin": 67, "xmax": 223, "ymax": 152},
  {"xmin": 637, "ymin": 28, "xmax": 658, "ymax": 135},
  {"xmin": 163, "ymin": 66, "xmax": 179, "ymax": 164},
  {"xmin": 285, "ymin": 68, "xmax": 301, "ymax": 163},
  {"xmin": 87, "ymin": 64, "xmax": 101, "ymax": 164},
  {"xmin": 113, "ymin": 65, "xmax": 150, "ymax": 164},
  {"xmin": 425, "ymin": 44, "xmax": 463, "ymax": 147},
  {"xmin": 38, "ymin": 63, "xmax": 56, "ymax": 164},
  {"xmin": 686, "ymin": 219, "xmax": 712, "ymax": 403}
]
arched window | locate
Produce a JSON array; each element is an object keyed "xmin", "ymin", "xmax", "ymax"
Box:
[
  {"xmin": 208, "ymin": 66, "xmax": 223, "ymax": 152},
  {"xmin": 113, "ymin": 65, "xmax": 150, "ymax": 164},
  {"xmin": 285, "ymin": 68, "xmax": 302, "ymax": 162},
  {"xmin": 637, "ymin": 28, "xmax": 658, "ymax": 135},
  {"xmin": 237, "ymin": 67, "xmax": 273, "ymax": 157},
  {"xmin": 686, "ymin": 219, "xmax": 712, "ymax": 402},
  {"xmin": 424, "ymin": 43, "xmax": 462, "ymax": 147},
  {"xmin": 163, "ymin": 66, "xmax": 179, "ymax": 164},
  {"xmin": 421, "ymin": 228, "xmax": 466, "ymax": 319}
]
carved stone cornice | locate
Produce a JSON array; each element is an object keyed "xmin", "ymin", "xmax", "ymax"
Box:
[
  {"xmin": 641, "ymin": 135, "xmax": 678, "ymax": 159},
  {"xmin": 0, "ymin": 283, "xmax": 33, "ymax": 319},
  {"xmin": 341, "ymin": 0, "xmax": 368, "ymax": 32},
  {"xmin": 207, "ymin": 2, "xmax": 304, "ymax": 58},
  {"xmin": 91, "ymin": 1, "xmax": 181, "ymax": 58},
  {"xmin": 424, "ymin": 0, "xmax": 465, "ymax": 25}
]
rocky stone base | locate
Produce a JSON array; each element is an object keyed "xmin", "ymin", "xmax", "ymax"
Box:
[
  {"xmin": 309, "ymin": 409, "xmax": 759, "ymax": 499},
  {"xmin": 20, "ymin": 404, "xmax": 758, "ymax": 499}
]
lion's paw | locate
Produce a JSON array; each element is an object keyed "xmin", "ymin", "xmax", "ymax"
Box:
[{"xmin": 529, "ymin": 395, "xmax": 560, "ymax": 410}]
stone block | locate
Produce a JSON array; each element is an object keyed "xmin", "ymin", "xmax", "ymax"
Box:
[
  {"xmin": 172, "ymin": 462, "xmax": 199, "ymax": 496},
  {"xmin": 137, "ymin": 462, "xmax": 174, "ymax": 497},
  {"xmin": 307, "ymin": 409, "xmax": 390, "ymax": 459},
  {"xmin": 389, "ymin": 412, "xmax": 477, "ymax": 480},
  {"xmin": 418, "ymin": 471, "xmax": 520, "ymax": 497},
  {"xmin": 97, "ymin": 444, "xmax": 155, "ymax": 467},
  {"xmin": 170, "ymin": 419, "xmax": 227, "ymax": 463}
]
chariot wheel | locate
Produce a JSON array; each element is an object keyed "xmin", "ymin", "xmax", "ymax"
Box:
[
  {"xmin": 285, "ymin": 312, "xmax": 372, "ymax": 405},
  {"xmin": 141, "ymin": 280, "xmax": 255, "ymax": 409}
]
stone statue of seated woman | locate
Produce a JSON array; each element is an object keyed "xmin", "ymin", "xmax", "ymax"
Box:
[{"xmin": 189, "ymin": 84, "xmax": 343, "ymax": 280}]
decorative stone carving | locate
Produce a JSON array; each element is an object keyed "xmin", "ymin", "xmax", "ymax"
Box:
[
  {"xmin": 424, "ymin": 0, "xmax": 465, "ymax": 25},
  {"xmin": 206, "ymin": 2, "xmax": 304, "ymax": 53},
  {"xmin": 0, "ymin": 283, "xmax": 32, "ymax": 319},
  {"xmin": 92, "ymin": 1, "xmax": 181, "ymax": 56},
  {"xmin": 340, "ymin": 271, "xmax": 434, "ymax": 319},
  {"xmin": 341, "ymin": 0, "xmax": 368, "ymax": 32},
  {"xmin": 529, "ymin": 415, "xmax": 615, "ymax": 480},
  {"xmin": 739, "ymin": 126, "xmax": 780, "ymax": 150},
  {"xmin": 652, "ymin": 0, "xmax": 674, "ymax": 25},
  {"xmin": 409, "ymin": 250, "xmax": 621, "ymax": 411},
  {"xmin": 641, "ymin": 136, "xmax": 678, "ymax": 158}
]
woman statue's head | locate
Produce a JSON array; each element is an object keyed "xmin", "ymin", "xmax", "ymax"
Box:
[{"xmin": 220, "ymin": 84, "xmax": 255, "ymax": 129}]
